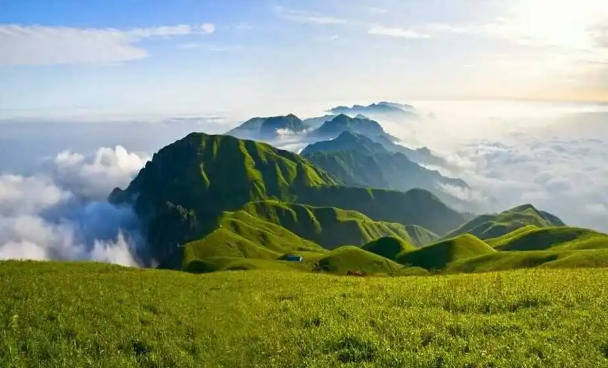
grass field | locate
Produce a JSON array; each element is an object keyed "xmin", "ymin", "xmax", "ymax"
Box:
[{"xmin": 2, "ymin": 261, "xmax": 608, "ymax": 367}]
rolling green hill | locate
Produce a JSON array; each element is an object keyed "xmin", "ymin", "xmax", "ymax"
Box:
[
  {"xmin": 361, "ymin": 236, "xmax": 416, "ymax": 260},
  {"xmin": 443, "ymin": 204, "xmax": 565, "ymax": 240},
  {"xmin": 491, "ymin": 226, "xmax": 608, "ymax": 251},
  {"xmin": 239, "ymin": 200, "xmax": 438, "ymax": 249},
  {"xmin": 397, "ymin": 234, "xmax": 496, "ymax": 270},
  {"xmin": 315, "ymin": 246, "xmax": 407, "ymax": 275},
  {"xmin": 110, "ymin": 133, "xmax": 463, "ymax": 265},
  {"xmin": 3, "ymin": 261, "xmax": 608, "ymax": 367},
  {"xmin": 446, "ymin": 249, "xmax": 608, "ymax": 273}
]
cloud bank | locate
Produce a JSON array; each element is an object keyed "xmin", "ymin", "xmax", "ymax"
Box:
[{"xmin": 0, "ymin": 146, "xmax": 149, "ymax": 266}]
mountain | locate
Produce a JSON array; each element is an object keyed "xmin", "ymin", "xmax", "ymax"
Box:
[
  {"xmin": 442, "ymin": 204, "xmax": 566, "ymax": 240},
  {"xmin": 327, "ymin": 102, "xmax": 418, "ymax": 120},
  {"xmin": 300, "ymin": 131, "xmax": 482, "ymax": 212},
  {"xmin": 110, "ymin": 132, "xmax": 465, "ymax": 265},
  {"xmin": 227, "ymin": 114, "xmax": 307, "ymax": 139},
  {"xmin": 314, "ymin": 114, "xmax": 389, "ymax": 139},
  {"xmin": 109, "ymin": 132, "xmax": 337, "ymax": 262},
  {"xmin": 397, "ymin": 234, "xmax": 496, "ymax": 270}
]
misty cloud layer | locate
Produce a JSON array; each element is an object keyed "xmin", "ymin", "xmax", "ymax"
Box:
[{"xmin": 0, "ymin": 146, "xmax": 148, "ymax": 265}]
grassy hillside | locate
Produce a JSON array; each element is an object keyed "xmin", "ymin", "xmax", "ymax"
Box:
[
  {"xmin": 315, "ymin": 246, "xmax": 407, "ymax": 275},
  {"xmin": 491, "ymin": 226, "xmax": 608, "ymax": 251},
  {"xmin": 2, "ymin": 261, "xmax": 608, "ymax": 367},
  {"xmin": 109, "ymin": 133, "xmax": 463, "ymax": 266},
  {"xmin": 361, "ymin": 236, "xmax": 415, "ymax": 260},
  {"xmin": 443, "ymin": 204, "xmax": 565, "ymax": 240},
  {"xmin": 397, "ymin": 234, "xmax": 496, "ymax": 270},
  {"xmin": 447, "ymin": 249, "xmax": 608, "ymax": 273},
  {"xmin": 240, "ymin": 200, "xmax": 437, "ymax": 248}
]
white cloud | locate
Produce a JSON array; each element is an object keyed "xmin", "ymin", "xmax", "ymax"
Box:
[
  {"xmin": 0, "ymin": 23, "xmax": 215, "ymax": 66},
  {"xmin": 0, "ymin": 146, "xmax": 148, "ymax": 265},
  {"xmin": 275, "ymin": 6, "xmax": 346, "ymax": 25},
  {"xmin": 52, "ymin": 146, "xmax": 149, "ymax": 200},
  {"xmin": 369, "ymin": 25, "xmax": 431, "ymax": 39}
]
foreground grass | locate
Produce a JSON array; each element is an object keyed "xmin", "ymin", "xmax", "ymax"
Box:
[{"xmin": 1, "ymin": 262, "xmax": 608, "ymax": 367}]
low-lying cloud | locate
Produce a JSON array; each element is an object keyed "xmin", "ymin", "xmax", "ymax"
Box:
[{"xmin": 0, "ymin": 146, "xmax": 148, "ymax": 266}]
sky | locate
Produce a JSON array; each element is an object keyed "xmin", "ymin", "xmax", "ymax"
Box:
[{"xmin": 1, "ymin": 0, "xmax": 608, "ymax": 118}]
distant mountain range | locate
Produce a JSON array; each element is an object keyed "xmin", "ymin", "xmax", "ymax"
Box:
[
  {"xmin": 327, "ymin": 101, "xmax": 418, "ymax": 120},
  {"xmin": 300, "ymin": 131, "xmax": 477, "ymax": 212}
]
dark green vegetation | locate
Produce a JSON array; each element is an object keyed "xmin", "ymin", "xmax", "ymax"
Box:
[
  {"xmin": 109, "ymin": 132, "xmax": 463, "ymax": 266},
  {"xmin": 3, "ymin": 261, "xmax": 608, "ymax": 367}
]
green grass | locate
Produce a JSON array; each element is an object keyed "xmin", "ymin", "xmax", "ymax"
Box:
[
  {"xmin": 2, "ymin": 261, "xmax": 608, "ymax": 367},
  {"xmin": 492, "ymin": 226, "xmax": 608, "ymax": 251},
  {"xmin": 397, "ymin": 234, "xmax": 496, "ymax": 270},
  {"xmin": 361, "ymin": 236, "xmax": 415, "ymax": 260}
]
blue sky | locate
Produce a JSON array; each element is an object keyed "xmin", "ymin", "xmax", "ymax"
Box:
[{"xmin": 1, "ymin": 0, "xmax": 607, "ymax": 117}]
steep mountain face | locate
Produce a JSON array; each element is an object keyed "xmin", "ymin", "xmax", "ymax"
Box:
[
  {"xmin": 442, "ymin": 204, "xmax": 566, "ymax": 240},
  {"xmin": 110, "ymin": 132, "xmax": 464, "ymax": 265},
  {"xmin": 227, "ymin": 114, "xmax": 307, "ymax": 139},
  {"xmin": 109, "ymin": 133, "xmax": 337, "ymax": 262}
]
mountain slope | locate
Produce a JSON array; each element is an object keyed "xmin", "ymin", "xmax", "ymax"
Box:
[
  {"xmin": 443, "ymin": 204, "xmax": 566, "ymax": 240},
  {"xmin": 110, "ymin": 132, "xmax": 464, "ymax": 265},
  {"xmin": 397, "ymin": 234, "xmax": 496, "ymax": 270},
  {"xmin": 327, "ymin": 102, "xmax": 418, "ymax": 120}
]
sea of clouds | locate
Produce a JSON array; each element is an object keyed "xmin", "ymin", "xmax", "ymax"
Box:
[{"xmin": 0, "ymin": 100, "xmax": 606, "ymax": 265}]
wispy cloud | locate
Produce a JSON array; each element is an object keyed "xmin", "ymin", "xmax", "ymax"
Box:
[
  {"xmin": 0, "ymin": 23, "xmax": 215, "ymax": 66},
  {"xmin": 274, "ymin": 6, "xmax": 346, "ymax": 25},
  {"xmin": 368, "ymin": 25, "xmax": 431, "ymax": 39},
  {"xmin": 177, "ymin": 43, "xmax": 242, "ymax": 52}
]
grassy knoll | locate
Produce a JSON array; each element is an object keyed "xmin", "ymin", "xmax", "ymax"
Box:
[
  {"xmin": 397, "ymin": 234, "xmax": 496, "ymax": 270},
  {"xmin": 2, "ymin": 261, "xmax": 608, "ymax": 367}
]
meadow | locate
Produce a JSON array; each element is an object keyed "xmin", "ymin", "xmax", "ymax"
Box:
[{"xmin": 1, "ymin": 261, "xmax": 607, "ymax": 367}]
